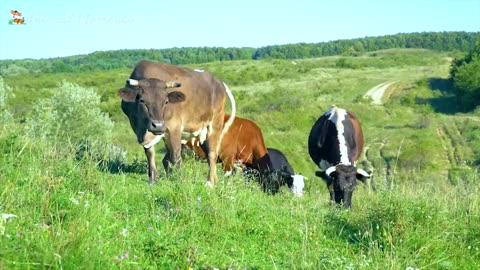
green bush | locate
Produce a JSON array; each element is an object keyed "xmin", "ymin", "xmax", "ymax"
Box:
[
  {"xmin": 26, "ymin": 81, "xmax": 114, "ymax": 146},
  {"xmin": 0, "ymin": 77, "xmax": 13, "ymax": 127}
]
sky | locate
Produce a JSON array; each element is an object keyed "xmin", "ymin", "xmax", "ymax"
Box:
[{"xmin": 0, "ymin": 0, "xmax": 479, "ymax": 60}]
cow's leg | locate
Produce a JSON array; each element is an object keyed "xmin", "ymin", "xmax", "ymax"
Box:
[
  {"xmin": 223, "ymin": 156, "xmax": 234, "ymax": 177},
  {"xmin": 163, "ymin": 130, "xmax": 183, "ymax": 174},
  {"xmin": 205, "ymin": 135, "xmax": 221, "ymax": 187},
  {"xmin": 162, "ymin": 149, "xmax": 170, "ymax": 174},
  {"xmin": 145, "ymin": 146, "xmax": 157, "ymax": 185}
]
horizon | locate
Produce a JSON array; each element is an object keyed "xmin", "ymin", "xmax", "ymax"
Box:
[{"xmin": 1, "ymin": 0, "xmax": 479, "ymax": 60}]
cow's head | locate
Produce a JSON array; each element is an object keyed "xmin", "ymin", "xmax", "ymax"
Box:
[
  {"xmin": 118, "ymin": 78, "xmax": 183, "ymax": 134},
  {"xmin": 262, "ymin": 169, "xmax": 305, "ymax": 196},
  {"xmin": 324, "ymin": 164, "xmax": 370, "ymax": 208}
]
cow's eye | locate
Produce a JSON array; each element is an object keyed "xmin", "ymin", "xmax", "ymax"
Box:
[{"xmin": 138, "ymin": 98, "xmax": 145, "ymax": 103}]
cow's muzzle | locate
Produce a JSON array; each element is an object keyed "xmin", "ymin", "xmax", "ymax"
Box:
[{"xmin": 148, "ymin": 120, "xmax": 166, "ymax": 134}]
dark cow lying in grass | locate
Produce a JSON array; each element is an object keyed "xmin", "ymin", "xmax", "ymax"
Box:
[
  {"xmin": 261, "ymin": 148, "xmax": 304, "ymax": 196},
  {"xmin": 308, "ymin": 105, "xmax": 370, "ymax": 208}
]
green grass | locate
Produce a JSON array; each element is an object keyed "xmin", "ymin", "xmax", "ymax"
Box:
[{"xmin": 1, "ymin": 48, "xmax": 480, "ymax": 269}]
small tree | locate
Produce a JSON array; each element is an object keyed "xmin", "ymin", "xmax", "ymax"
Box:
[{"xmin": 451, "ymin": 42, "xmax": 480, "ymax": 111}]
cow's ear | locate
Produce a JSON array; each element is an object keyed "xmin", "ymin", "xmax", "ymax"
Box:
[
  {"xmin": 167, "ymin": 91, "xmax": 186, "ymax": 103},
  {"xmin": 118, "ymin": 88, "xmax": 138, "ymax": 102},
  {"xmin": 315, "ymin": 170, "xmax": 332, "ymax": 185}
]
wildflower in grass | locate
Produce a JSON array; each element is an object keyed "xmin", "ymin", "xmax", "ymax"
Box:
[
  {"xmin": 147, "ymin": 226, "xmax": 153, "ymax": 231},
  {"xmin": 70, "ymin": 198, "xmax": 80, "ymax": 205},
  {"xmin": 114, "ymin": 251, "xmax": 135, "ymax": 262},
  {"xmin": 0, "ymin": 213, "xmax": 17, "ymax": 236},
  {"xmin": 121, "ymin": 228, "xmax": 127, "ymax": 237},
  {"xmin": 1, "ymin": 214, "xmax": 17, "ymax": 220}
]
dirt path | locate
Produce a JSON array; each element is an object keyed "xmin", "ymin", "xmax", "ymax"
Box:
[{"xmin": 364, "ymin": 81, "xmax": 397, "ymax": 104}]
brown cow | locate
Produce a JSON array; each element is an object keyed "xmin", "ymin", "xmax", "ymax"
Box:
[
  {"xmin": 185, "ymin": 116, "xmax": 305, "ymax": 195},
  {"xmin": 308, "ymin": 105, "xmax": 370, "ymax": 208},
  {"xmin": 118, "ymin": 60, "xmax": 236, "ymax": 186},
  {"xmin": 184, "ymin": 115, "xmax": 270, "ymax": 176}
]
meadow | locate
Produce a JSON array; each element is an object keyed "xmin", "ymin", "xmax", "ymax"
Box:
[{"xmin": 0, "ymin": 48, "xmax": 479, "ymax": 269}]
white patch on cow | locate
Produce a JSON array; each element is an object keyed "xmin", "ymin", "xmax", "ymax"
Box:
[
  {"xmin": 326, "ymin": 105, "xmax": 351, "ymax": 166},
  {"xmin": 181, "ymin": 126, "xmax": 209, "ymax": 145},
  {"xmin": 194, "ymin": 69, "xmax": 205, "ymax": 73},
  {"xmin": 143, "ymin": 135, "xmax": 164, "ymax": 149},
  {"xmin": 290, "ymin": 174, "xmax": 305, "ymax": 197},
  {"xmin": 224, "ymin": 170, "xmax": 233, "ymax": 177}
]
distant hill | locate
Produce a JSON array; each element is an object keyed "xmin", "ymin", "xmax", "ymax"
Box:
[{"xmin": 1, "ymin": 31, "xmax": 478, "ymax": 76}]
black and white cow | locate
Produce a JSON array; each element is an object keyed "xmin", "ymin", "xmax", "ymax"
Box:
[
  {"xmin": 262, "ymin": 148, "xmax": 304, "ymax": 196},
  {"xmin": 308, "ymin": 105, "xmax": 370, "ymax": 208}
]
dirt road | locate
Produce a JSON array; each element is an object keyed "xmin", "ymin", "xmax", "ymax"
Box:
[{"xmin": 364, "ymin": 81, "xmax": 397, "ymax": 104}]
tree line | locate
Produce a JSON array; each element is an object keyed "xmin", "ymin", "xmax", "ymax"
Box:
[
  {"xmin": 450, "ymin": 41, "xmax": 480, "ymax": 111},
  {"xmin": 1, "ymin": 31, "xmax": 479, "ymax": 76}
]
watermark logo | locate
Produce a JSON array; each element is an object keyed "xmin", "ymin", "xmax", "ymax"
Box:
[{"xmin": 9, "ymin": 10, "xmax": 26, "ymax": 25}]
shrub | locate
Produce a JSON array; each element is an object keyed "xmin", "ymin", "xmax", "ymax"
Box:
[
  {"xmin": 26, "ymin": 81, "xmax": 114, "ymax": 146},
  {"xmin": 0, "ymin": 77, "xmax": 13, "ymax": 127}
]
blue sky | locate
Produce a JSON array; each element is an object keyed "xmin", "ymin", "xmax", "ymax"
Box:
[{"xmin": 0, "ymin": 0, "xmax": 479, "ymax": 60}]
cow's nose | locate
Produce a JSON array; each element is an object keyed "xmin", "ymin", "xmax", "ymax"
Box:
[{"xmin": 149, "ymin": 121, "xmax": 166, "ymax": 133}]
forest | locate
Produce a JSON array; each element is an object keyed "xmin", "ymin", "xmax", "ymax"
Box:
[{"xmin": 1, "ymin": 31, "xmax": 479, "ymax": 76}]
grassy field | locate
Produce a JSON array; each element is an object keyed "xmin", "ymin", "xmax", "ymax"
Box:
[{"xmin": 1, "ymin": 49, "xmax": 479, "ymax": 269}]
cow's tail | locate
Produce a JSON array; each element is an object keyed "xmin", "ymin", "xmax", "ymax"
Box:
[{"xmin": 217, "ymin": 82, "xmax": 236, "ymax": 154}]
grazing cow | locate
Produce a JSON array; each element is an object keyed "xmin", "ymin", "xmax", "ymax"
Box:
[
  {"xmin": 262, "ymin": 148, "xmax": 304, "ymax": 196},
  {"xmin": 184, "ymin": 115, "xmax": 271, "ymax": 176},
  {"xmin": 308, "ymin": 105, "xmax": 370, "ymax": 208},
  {"xmin": 118, "ymin": 60, "xmax": 236, "ymax": 186}
]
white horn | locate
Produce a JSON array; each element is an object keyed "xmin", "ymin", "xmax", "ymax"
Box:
[
  {"xmin": 325, "ymin": 166, "xmax": 336, "ymax": 177},
  {"xmin": 127, "ymin": 79, "xmax": 139, "ymax": 86},
  {"xmin": 356, "ymin": 168, "xmax": 370, "ymax": 177}
]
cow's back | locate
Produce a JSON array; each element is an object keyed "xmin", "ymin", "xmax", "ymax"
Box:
[
  {"xmin": 266, "ymin": 148, "xmax": 295, "ymax": 175},
  {"xmin": 308, "ymin": 114, "xmax": 340, "ymax": 167},
  {"xmin": 222, "ymin": 116, "xmax": 268, "ymax": 166},
  {"xmin": 128, "ymin": 60, "xmax": 227, "ymax": 129},
  {"xmin": 308, "ymin": 108, "xmax": 364, "ymax": 169}
]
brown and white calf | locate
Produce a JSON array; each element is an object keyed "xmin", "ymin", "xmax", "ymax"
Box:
[{"xmin": 184, "ymin": 115, "xmax": 270, "ymax": 176}]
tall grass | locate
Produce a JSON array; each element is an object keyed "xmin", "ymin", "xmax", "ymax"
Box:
[
  {"xmin": 1, "ymin": 49, "xmax": 480, "ymax": 268},
  {"xmin": 1, "ymin": 134, "xmax": 479, "ymax": 268}
]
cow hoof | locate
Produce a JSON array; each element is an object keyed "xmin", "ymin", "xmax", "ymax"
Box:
[
  {"xmin": 204, "ymin": 181, "xmax": 214, "ymax": 188},
  {"xmin": 293, "ymin": 192, "xmax": 303, "ymax": 197},
  {"xmin": 224, "ymin": 170, "xmax": 233, "ymax": 177},
  {"xmin": 148, "ymin": 180, "xmax": 157, "ymax": 185}
]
